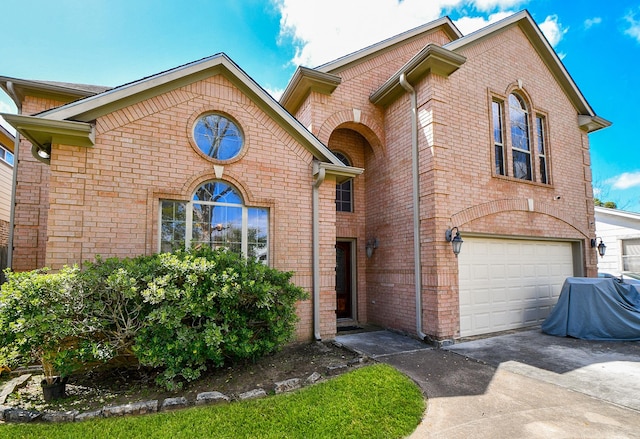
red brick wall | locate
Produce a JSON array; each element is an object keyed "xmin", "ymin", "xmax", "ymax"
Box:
[
  {"xmin": 11, "ymin": 96, "xmax": 67, "ymax": 271},
  {"xmin": 42, "ymin": 74, "xmax": 338, "ymax": 340},
  {"xmin": 291, "ymin": 24, "xmax": 598, "ymax": 340}
]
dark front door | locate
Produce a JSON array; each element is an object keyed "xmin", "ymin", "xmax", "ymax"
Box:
[{"xmin": 335, "ymin": 241, "xmax": 352, "ymax": 319}]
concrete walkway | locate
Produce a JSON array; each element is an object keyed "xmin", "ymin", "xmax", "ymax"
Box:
[{"xmin": 335, "ymin": 329, "xmax": 640, "ymax": 438}]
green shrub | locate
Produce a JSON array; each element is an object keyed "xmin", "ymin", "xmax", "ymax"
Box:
[
  {"xmin": 0, "ymin": 266, "xmax": 111, "ymax": 383},
  {"xmin": 0, "ymin": 248, "xmax": 307, "ymax": 391}
]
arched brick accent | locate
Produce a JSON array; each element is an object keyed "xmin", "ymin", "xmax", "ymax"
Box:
[
  {"xmin": 317, "ymin": 109, "xmax": 385, "ymax": 157},
  {"xmin": 450, "ymin": 198, "xmax": 591, "ymax": 238}
]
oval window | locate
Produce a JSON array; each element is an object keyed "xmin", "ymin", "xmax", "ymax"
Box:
[{"xmin": 193, "ymin": 113, "xmax": 244, "ymax": 160}]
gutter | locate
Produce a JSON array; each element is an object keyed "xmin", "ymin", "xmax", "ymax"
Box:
[
  {"xmin": 6, "ymin": 81, "xmax": 20, "ymax": 272},
  {"xmin": 312, "ymin": 163, "xmax": 326, "ymax": 340},
  {"xmin": 399, "ymin": 73, "xmax": 427, "ymax": 341}
]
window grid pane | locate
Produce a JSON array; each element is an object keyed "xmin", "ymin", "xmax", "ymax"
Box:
[
  {"xmin": 492, "ymin": 101, "xmax": 505, "ymax": 175},
  {"xmin": 160, "ymin": 201, "xmax": 186, "ymax": 253},
  {"xmin": 161, "ymin": 181, "xmax": 269, "ymax": 263},
  {"xmin": 536, "ymin": 116, "xmax": 548, "ymax": 184},
  {"xmin": 509, "ymin": 93, "xmax": 532, "ymax": 181}
]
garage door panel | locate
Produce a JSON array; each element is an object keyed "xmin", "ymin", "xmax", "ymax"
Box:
[{"xmin": 459, "ymin": 238, "xmax": 574, "ymax": 337}]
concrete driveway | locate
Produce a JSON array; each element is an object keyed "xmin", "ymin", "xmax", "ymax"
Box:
[{"xmin": 335, "ymin": 328, "xmax": 640, "ymax": 438}]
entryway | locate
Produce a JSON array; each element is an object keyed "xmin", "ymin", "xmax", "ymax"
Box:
[{"xmin": 336, "ymin": 240, "xmax": 355, "ymax": 321}]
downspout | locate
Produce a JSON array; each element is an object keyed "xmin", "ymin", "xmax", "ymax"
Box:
[
  {"xmin": 312, "ymin": 163, "xmax": 326, "ymax": 340},
  {"xmin": 399, "ymin": 73, "xmax": 427, "ymax": 340},
  {"xmin": 6, "ymin": 81, "xmax": 21, "ymax": 272}
]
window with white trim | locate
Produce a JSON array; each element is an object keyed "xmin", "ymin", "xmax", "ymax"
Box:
[
  {"xmin": 509, "ymin": 93, "xmax": 532, "ymax": 180},
  {"xmin": 622, "ymin": 238, "xmax": 640, "ymax": 274},
  {"xmin": 160, "ymin": 181, "xmax": 268, "ymax": 263},
  {"xmin": 491, "ymin": 92, "xmax": 550, "ymax": 184},
  {"xmin": 0, "ymin": 145, "xmax": 13, "ymax": 166},
  {"xmin": 536, "ymin": 115, "xmax": 548, "ymax": 184},
  {"xmin": 333, "ymin": 152, "xmax": 353, "ymax": 212}
]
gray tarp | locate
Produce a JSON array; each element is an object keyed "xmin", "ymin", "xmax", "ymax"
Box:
[{"xmin": 542, "ymin": 277, "xmax": 640, "ymax": 341}]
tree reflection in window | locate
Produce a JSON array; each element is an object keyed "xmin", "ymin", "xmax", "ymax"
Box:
[
  {"xmin": 193, "ymin": 114, "xmax": 243, "ymax": 160},
  {"xmin": 161, "ymin": 181, "xmax": 268, "ymax": 263},
  {"xmin": 509, "ymin": 93, "xmax": 531, "ymax": 180}
]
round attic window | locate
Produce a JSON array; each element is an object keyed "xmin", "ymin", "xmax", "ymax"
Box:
[{"xmin": 193, "ymin": 113, "xmax": 244, "ymax": 161}]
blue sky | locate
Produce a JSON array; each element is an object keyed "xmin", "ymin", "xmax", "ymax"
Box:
[{"xmin": 2, "ymin": 0, "xmax": 640, "ymax": 210}]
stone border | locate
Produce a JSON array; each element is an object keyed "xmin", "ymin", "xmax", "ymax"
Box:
[{"xmin": 0, "ymin": 357, "xmax": 367, "ymax": 424}]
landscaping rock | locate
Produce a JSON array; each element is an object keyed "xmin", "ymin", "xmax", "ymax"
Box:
[
  {"xmin": 326, "ymin": 363, "xmax": 348, "ymax": 375},
  {"xmin": 41, "ymin": 410, "xmax": 79, "ymax": 423},
  {"xmin": 3, "ymin": 407, "xmax": 41, "ymax": 423},
  {"xmin": 195, "ymin": 391, "xmax": 230, "ymax": 405},
  {"xmin": 238, "ymin": 388, "xmax": 267, "ymax": 400},
  {"xmin": 74, "ymin": 409, "xmax": 103, "ymax": 422},
  {"xmin": 0, "ymin": 405, "xmax": 9, "ymax": 421},
  {"xmin": 0, "ymin": 374, "xmax": 32, "ymax": 404},
  {"xmin": 274, "ymin": 378, "xmax": 301, "ymax": 394},
  {"xmin": 161, "ymin": 397, "xmax": 189, "ymax": 411},
  {"xmin": 305, "ymin": 371, "xmax": 322, "ymax": 385},
  {"xmin": 102, "ymin": 400, "xmax": 158, "ymax": 417}
]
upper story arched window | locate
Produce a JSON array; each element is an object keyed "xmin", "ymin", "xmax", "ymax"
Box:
[
  {"xmin": 491, "ymin": 91, "xmax": 549, "ymax": 184},
  {"xmin": 333, "ymin": 152, "xmax": 353, "ymax": 212},
  {"xmin": 160, "ymin": 180, "xmax": 268, "ymax": 263},
  {"xmin": 509, "ymin": 93, "xmax": 531, "ymax": 180}
]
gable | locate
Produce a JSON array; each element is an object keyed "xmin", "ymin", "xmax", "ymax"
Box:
[
  {"xmin": 444, "ymin": 10, "xmax": 609, "ymax": 132},
  {"xmin": 1, "ymin": 54, "xmax": 352, "ymax": 169}
]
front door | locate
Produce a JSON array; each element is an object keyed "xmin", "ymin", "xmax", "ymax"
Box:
[{"xmin": 335, "ymin": 241, "xmax": 353, "ymax": 319}]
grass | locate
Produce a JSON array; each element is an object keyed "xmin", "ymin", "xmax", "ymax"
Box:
[{"xmin": 0, "ymin": 364, "xmax": 425, "ymax": 439}]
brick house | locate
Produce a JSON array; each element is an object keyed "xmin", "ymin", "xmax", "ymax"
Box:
[{"xmin": 1, "ymin": 10, "xmax": 609, "ymax": 343}]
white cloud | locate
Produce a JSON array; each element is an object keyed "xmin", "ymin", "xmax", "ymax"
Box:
[
  {"xmin": 453, "ymin": 12, "xmax": 513, "ymax": 35},
  {"xmin": 624, "ymin": 9, "xmax": 640, "ymax": 43},
  {"xmin": 538, "ymin": 15, "xmax": 568, "ymax": 47},
  {"xmin": 584, "ymin": 17, "xmax": 602, "ymax": 29},
  {"xmin": 276, "ymin": 0, "xmax": 465, "ymax": 67},
  {"xmin": 265, "ymin": 87, "xmax": 284, "ymax": 100},
  {"xmin": 608, "ymin": 172, "xmax": 640, "ymax": 190},
  {"xmin": 473, "ymin": 0, "xmax": 526, "ymax": 12}
]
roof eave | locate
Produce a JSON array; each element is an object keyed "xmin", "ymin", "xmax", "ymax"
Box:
[
  {"xmin": 280, "ymin": 67, "xmax": 342, "ymax": 115},
  {"xmin": 316, "ymin": 16, "xmax": 462, "ymax": 74},
  {"xmin": 315, "ymin": 162, "xmax": 364, "ymax": 184},
  {"xmin": 0, "ymin": 76, "xmax": 105, "ymax": 107},
  {"xmin": 1, "ymin": 113, "xmax": 94, "ymax": 164},
  {"xmin": 579, "ymin": 115, "xmax": 612, "ymax": 133},
  {"xmin": 370, "ymin": 44, "xmax": 466, "ymax": 107}
]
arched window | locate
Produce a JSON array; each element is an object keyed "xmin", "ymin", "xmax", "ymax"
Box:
[
  {"xmin": 334, "ymin": 152, "xmax": 353, "ymax": 212},
  {"xmin": 160, "ymin": 181, "xmax": 268, "ymax": 262},
  {"xmin": 509, "ymin": 93, "xmax": 532, "ymax": 180}
]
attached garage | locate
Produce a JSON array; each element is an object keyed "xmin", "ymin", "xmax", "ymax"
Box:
[{"xmin": 458, "ymin": 237, "xmax": 576, "ymax": 337}]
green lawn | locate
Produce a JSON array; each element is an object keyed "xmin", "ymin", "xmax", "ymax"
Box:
[{"xmin": 0, "ymin": 364, "xmax": 425, "ymax": 439}]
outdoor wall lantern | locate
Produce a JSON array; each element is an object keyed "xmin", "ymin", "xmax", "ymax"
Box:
[
  {"xmin": 37, "ymin": 143, "xmax": 51, "ymax": 159},
  {"xmin": 366, "ymin": 238, "xmax": 379, "ymax": 258},
  {"xmin": 445, "ymin": 227, "xmax": 463, "ymax": 257},
  {"xmin": 591, "ymin": 237, "xmax": 607, "ymax": 258}
]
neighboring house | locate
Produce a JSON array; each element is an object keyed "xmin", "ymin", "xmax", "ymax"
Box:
[
  {"xmin": 594, "ymin": 206, "xmax": 640, "ymax": 278},
  {"xmin": 0, "ymin": 10, "xmax": 609, "ymax": 343},
  {"xmin": 0, "ymin": 123, "xmax": 14, "ymax": 283}
]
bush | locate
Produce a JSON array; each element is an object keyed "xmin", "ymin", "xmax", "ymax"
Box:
[
  {"xmin": 0, "ymin": 248, "xmax": 308, "ymax": 390},
  {"xmin": 0, "ymin": 266, "xmax": 112, "ymax": 383}
]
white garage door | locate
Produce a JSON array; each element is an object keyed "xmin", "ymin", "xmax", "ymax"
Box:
[{"xmin": 458, "ymin": 237, "xmax": 574, "ymax": 337}]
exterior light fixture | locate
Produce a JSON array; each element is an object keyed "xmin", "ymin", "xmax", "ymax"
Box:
[
  {"xmin": 445, "ymin": 227, "xmax": 463, "ymax": 257},
  {"xmin": 366, "ymin": 238, "xmax": 378, "ymax": 258},
  {"xmin": 591, "ymin": 237, "xmax": 606, "ymax": 258},
  {"xmin": 37, "ymin": 144, "xmax": 51, "ymax": 159}
]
